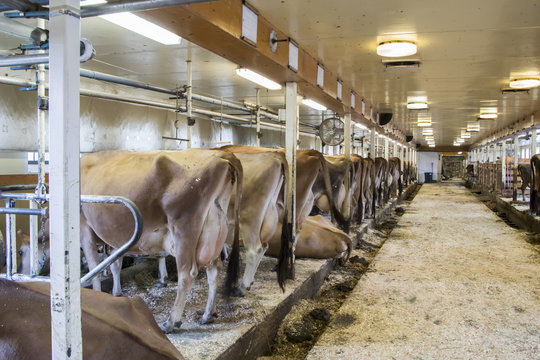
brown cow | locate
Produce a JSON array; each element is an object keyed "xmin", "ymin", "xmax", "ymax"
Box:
[
  {"xmin": 530, "ymin": 154, "xmax": 540, "ymax": 215},
  {"xmin": 517, "ymin": 163, "xmax": 531, "ymax": 201},
  {"xmin": 219, "ymin": 145, "xmax": 292, "ymax": 296},
  {"xmin": 351, "ymin": 154, "xmax": 375, "ymax": 223},
  {"xmin": 311, "ymin": 154, "xmax": 351, "ymax": 231},
  {"xmin": 266, "ymin": 215, "xmax": 352, "ymax": 263},
  {"xmin": 387, "ymin": 157, "xmax": 403, "ymax": 200},
  {"xmin": 373, "ymin": 157, "xmax": 389, "ymax": 209},
  {"xmin": 0, "ymin": 278, "xmax": 183, "ymax": 359},
  {"xmin": 79, "ymin": 149, "xmax": 242, "ymax": 333}
]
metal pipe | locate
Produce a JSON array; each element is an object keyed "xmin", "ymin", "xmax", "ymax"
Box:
[
  {"xmin": 80, "ymin": 195, "xmax": 143, "ymax": 287},
  {"xmin": 79, "ymin": 68, "xmax": 176, "ymax": 96},
  {"xmin": 256, "ymin": 88, "xmax": 261, "ymax": 147},
  {"xmin": 5, "ymin": 199, "xmax": 16, "ymax": 278},
  {"xmin": 0, "ymin": 184, "xmax": 37, "ymax": 191},
  {"xmin": 80, "ymin": 0, "xmax": 216, "ymax": 18},
  {"xmin": 186, "ymin": 59, "xmax": 192, "ymax": 148},
  {"xmin": 0, "ymin": 207, "xmax": 46, "ymax": 216}
]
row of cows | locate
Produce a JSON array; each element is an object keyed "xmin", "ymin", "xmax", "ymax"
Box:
[{"xmin": 1, "ymin": 146, "xmax": 416, "ymax": 358}]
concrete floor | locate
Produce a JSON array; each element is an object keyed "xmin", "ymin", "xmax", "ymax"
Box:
[{"xmin": 307, "ymin": 182, "xmax": 540, "ymax": 359}]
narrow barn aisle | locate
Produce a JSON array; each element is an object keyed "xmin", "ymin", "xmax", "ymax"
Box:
[{"xmin": 307, "ymin": 182, "xmax": 540, "ymax": 359}]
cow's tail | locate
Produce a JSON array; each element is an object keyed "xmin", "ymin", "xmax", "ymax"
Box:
[
  {"xmin": 224, "ymin": 156, "xmax": 243, "ymax": 297},
  {"xmin": 277, "ymin": 160, "xmax": 294, "ymax": 291},
  {"xmin": 530, "ymin": 158, "xmax": 536, "ymax": 215},
  {"xmin": 318, "ymin": 153, "xmax": 350, "ymax": 232}
]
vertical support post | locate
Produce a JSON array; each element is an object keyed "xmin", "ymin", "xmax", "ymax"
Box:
[
  {"xmin": 37, "ymin": 18, "xmax": 48, "ymax": 197},
  {"xmin": 513, "ymin": 134, "xmax": 519, "ymax": 201},
  {"xmin": 343, "ymin": 113, "xmax": 351, "ymax": 218},
  {"xmin": 255, "ymin": 88, "xmax": 261, "ymax": 147},
  {"xmin": 29, "ymin": 201, "xmax": 39, "ymax": 276},
  {"xmin": 384, "ymin": 136, "xmax": 389, "ymax": 160},
  {"xmin": 502, "ymin": 140, "xmax": 507, "ymax": 191},
  {"xmin": 531, "ymin": 127, "xmax": 537, "ymax": 157},
  {"xmin": 369, "ymin": 127, "xmax": 376, "ymax": 158},
  {"xmin": 49, "ymin": 0, "xmax": 82, "ymax": 358},
  {"xmin": 186, "ymin": 59, "xmax": 192, "ymax": 148},
  {"xmin": 5, "ymin": 199, "xmax": 16, "ymax": 277},
  {"xmin": 285, "ymin": 82, "xmax": 297, "ymax": 273}
]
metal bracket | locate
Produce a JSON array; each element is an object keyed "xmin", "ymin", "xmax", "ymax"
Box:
[{"xmin": 187, "ymin": 117, "xmax": 196, "ymax": 126}]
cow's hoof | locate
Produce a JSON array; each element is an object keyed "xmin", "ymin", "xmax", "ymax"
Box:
[
  {"xmin": 199, "ymin": 315, "xmax": 215, "ymax": 325},
  {"xmin": 155, "ymin": 281, "xmax": 167, "ymax": 289},
  {"xmin": 231, "ymin": 287, "xmax": 246, "ymax": 297},
  {"xmin": 160, "ymin": 319, "xmax": 181, "ymax": 333}
]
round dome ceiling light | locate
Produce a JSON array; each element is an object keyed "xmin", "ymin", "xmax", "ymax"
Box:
[
  {"xmin": 478, "ymin": 113, "xmax": 498, "ymax": 119},
  {"xmin": 377, "ymin": 40, "xmax": 417, "ymax": 57},
  {"xmin": 407, "ymin": 102, "xmax": 428, "ymax": 110},
  {"xmin": 509, "ymin": 78, "xmax": 540, "ymax": 89}
]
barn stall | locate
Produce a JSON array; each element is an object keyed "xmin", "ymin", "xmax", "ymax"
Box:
[{"xmin": 0, "ymin": 0, "xmax": 539, "ymax": 359}]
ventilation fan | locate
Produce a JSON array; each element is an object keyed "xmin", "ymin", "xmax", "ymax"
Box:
[{"xmin": 319, "ymin": 117, "xmax": 345, "ymax": 146}]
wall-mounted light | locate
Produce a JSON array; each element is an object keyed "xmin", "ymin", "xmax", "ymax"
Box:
[
  {"xmin": 302, "ymin": 98, "xmax": 327, "ymax": 111},
  {"xmin": 407, "ymin": 102, "xmax": 428, "ymax": 110},
  {"xmin": 235, "ymin": 68, "xmax": 282, "ymax": 90},
  {"xmin": 509, "ymin": 78, "xmax": 540, "ymax": 89},
  {"xmin": 101, "ymin": 12, "xmax": 182, "ymax": 45},
  {"xmin": 377, "ymin": 40, "xmax": 417, "ymax": 57}
]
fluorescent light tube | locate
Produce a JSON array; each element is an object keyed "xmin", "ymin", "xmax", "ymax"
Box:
[
  {"xmin": 235, "ymin": 68, "xmax": 282, "ymax": 90},
  {"xmin": 81, "ymin": 0, "xmax": 107, "ymax": 6},
  {"xmin": 101, "ymin": 12, "xmax": 182, "ymax": 45},
  {"xmin": 302, "ymin": 98, "xmax": 327, "ymax": 111}
]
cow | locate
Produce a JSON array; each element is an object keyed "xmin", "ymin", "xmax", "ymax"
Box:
[
  {"xmin": 266, "ymin": 215, "xmax": 352, "ymax": 264},
  {"xmin": 351, "ymin": 154, "xmax": 375, "ymax": 223},
  {"xmin": 373, "ymin": 157, "xmax": 389, "ymax": 209},
  {"xmin": 466, "ymin": 164, "xmax": 475, "ymax": 180},
  {"xmin": 217, "ymin": 145, "xmax": 292, "ymax": 296},
  {"xmin": 311, "ymin": 154, "xmax": 352, "ymax": 232},
  {"xmin": 387, "ymin": 157, "xmax": 403, "ymax": 200},
  {"xmin": 529, "ymin": 154, "xmax": 540, "ymax": 215},
  {"xmin": 402, "ymin": 161, "xmax": 410, "ymax": 186},
  {"xmin": 517, "ymin": 163, "xmax": 531, "ymax": 201},
  {"xmin": 79, "ymin": 149, "xmax": 243, "ymax": 333},
  {"xmin": 0, "ymin": 278, "xmax": 184, "ymax": 359},
  {"xmin": 16, "ymin": 228, "xmax": 49, "ymax": 276}
]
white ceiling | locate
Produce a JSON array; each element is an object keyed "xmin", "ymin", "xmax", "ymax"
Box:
[{"xmin": 1, "ymin": 0, "xmax": 539, "ymax": 147}]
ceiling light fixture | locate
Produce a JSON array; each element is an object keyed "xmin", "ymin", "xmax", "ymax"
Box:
[
  {"xmin": 302, "ymin": 98, "xmax": 327, "ymax": 111},
  {"xmin": 407, "ymin": 102, "xmax": 428, "ymax": 110},
  {"xmin": 509, "ymin": 78, "xmax": 540, "ymax": 89},
  {"xmin": 101, "ymin": 12, "xmax": 182, "ymax": 45},
  {"xmin": 428, "ymin": 144, "xmax": 436, "ymax": 148},
  {"xmin": 467, "ymin": 123, "xmax": 480, "ymax": 132},
  {"xmin": 377, "ymin": 40, "xmax": 417, "ymax": 57},
  {"xmin": 235, "ymin": 68, "xmax": 282, "ymax": 90},
  {"xmin": 422, "ymin": 128, "xmax": 433, "ymax": 135},
  {"xmin": 478, "ymin": 113, "xmax": 498, "ymax": 119}
]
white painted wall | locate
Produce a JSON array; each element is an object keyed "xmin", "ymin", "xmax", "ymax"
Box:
[
  {"xmin": 418, "ymin": 151, "xmax": 440, "ymax": 183},
  {"xmin": 0, "ymin": 151, "xmax": 27, "ymax": 175},
  {"xmin": 0, "ymin": 82, "xmax": 317, "ymax": 167}
]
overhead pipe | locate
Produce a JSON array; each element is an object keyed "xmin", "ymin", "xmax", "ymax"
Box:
[
  {"xmin": 0, "ymin": 17, "xmax": 34, "ymax": 41},
  {"xmin": 77, "ymin": 68, "xmax": 280, "ymax": 120},
  {"xmin": 0, "ymin": 76, "xmax": 317, "ymax": 137},
  {"xmin": 80, "ymin": 0, "xmax": 216, "ymax": 18}
]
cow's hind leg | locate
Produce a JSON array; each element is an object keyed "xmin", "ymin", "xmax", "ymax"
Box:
[
  {"xmin": 161, "ymin": 262, "xmax": 197, "ymax": 333},
  {"xmin": 80, "ymin": 217, "xmax": 102, "ymax": 292},
  {"xmin": 200, "ymin": 258, "xmax": 220, "ymax": 324},
  {"xmin": 156, "ymin": 256, "xmax": 168, "ymax": 288},
  {"xmin": 110, "ymin": 256, "xmax": 123, "ymax": 296},
  {"xmin": 234, "ymin": 244, "xmax": 267, "ymax": 297}
]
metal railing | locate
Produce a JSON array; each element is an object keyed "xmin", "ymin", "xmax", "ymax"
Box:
[{"xmin": 1, "ymin": 188, "xmax": 143, "ymax": 286}]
